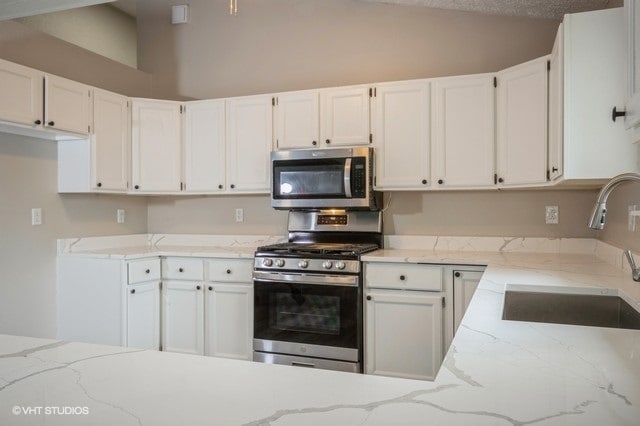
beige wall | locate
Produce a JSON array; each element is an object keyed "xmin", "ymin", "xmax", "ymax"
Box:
[
  {"xmin": 139, "ymin": 0, "xmax": 600, "ymax": 240},
  {"xmin": 597, "ymin": 185, "xmax": 640, "ymax": 252},
  {"xmin": 0, "ymin": 134, "xmax": 148, "ymax": 339},
  {"xmin": 136, "ymin": 0, "xmax": 560, "ymax": 100},
  {"xmin": 16, "ymin": 4, "xmax": 138, "ymax": 68},
  {"xmin": 0, "ymin": 22, "xmax": 151, "ymax": 339},
  {"xmin": 0, "ymin": 20, "xmax": 151, "ymax": 97}
]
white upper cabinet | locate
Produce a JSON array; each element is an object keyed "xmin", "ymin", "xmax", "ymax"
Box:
[
  {"xmin": 562, "ymin": 8, "xmax": 636, "ymax": 179},
  {"xmin": 226, "ymin": 95, "xmax": 272, "ymax": 193},
  {"xmin": 274, "ymin": 90, "xmax": 320, "ymax": 150},
  {"xmin": 372, "ymin": 80, "xmax": 431, "ymax": 190},
  {"xmin": 320, "ymin": 85, "xmax": 371, "ymax": 147},
  {"xmin": 45, "ymin": 74, "xmax": 91, "ymax": 135},
  {"xmin": 92, "ymin": 89, "xmax": 129, "ymax": 191},
  {"xmin": 496, "ymin": 56, "xmax": 549, "ymax": 187},
  {"xmin": 432, "ymin": 74, "xmax": 495, "ymax": 188},
  {"xmin": 548, "ymin": 23, "xmax": 564, "ymax": 181},
  {"xmin": 0, "ymin": 58, "xmax": 43, "ymax": 127},
  {"xmin": 625, "ymin": 0, "xmax": 640, "ymax": 130},
  {"xmin": 183, "ymin": 99, "xmax": 226, "ymax": 193},
  {"xmin": 131, "ymin": 98, "xmax": 183, "ymax": 193}
]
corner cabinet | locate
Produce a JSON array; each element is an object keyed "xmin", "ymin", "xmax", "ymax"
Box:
[
  {"xmin": 496, "ymin": 56, "xmax": 549, "ymax": 187},
  {"xmin": 131, "ymin": 98, "xmax": 183, "ymax": 193},
  {"xmin": 372, "ymin": 80, "xmax": 431, "ymax": 190},
  {"xmin": 432, "ymin": 74, "xmax": 495, "ymax": 189},
  {"xmin": 226, "ymin": 95, "xmax": 272, "ymax": 193},
  {"xmin": 364, "ymin": 262, "xmax": 444, "ymax": 381}
]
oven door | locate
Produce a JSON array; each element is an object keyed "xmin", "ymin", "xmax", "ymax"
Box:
[{"xmin": 253, "ymin": 272, "xmax": 362, "ymax": 362}]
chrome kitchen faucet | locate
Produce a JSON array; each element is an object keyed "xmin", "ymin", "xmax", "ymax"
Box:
[{"xmin": 588, "ymin": 172, "xmax": 640, "ymax": 282}]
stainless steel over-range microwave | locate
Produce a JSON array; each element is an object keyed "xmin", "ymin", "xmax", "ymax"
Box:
[{"xmin": 270, "ymin": 147, "xmax": 380, "ymax": 210}]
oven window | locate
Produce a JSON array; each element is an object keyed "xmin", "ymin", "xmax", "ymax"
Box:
[
  {"xmin": 272, "ymin": 291, "xmax": 340, "ymax": 335},
  {"xmin": 254, "ymin": 281, "xmax": 360, "ymax": 349}
]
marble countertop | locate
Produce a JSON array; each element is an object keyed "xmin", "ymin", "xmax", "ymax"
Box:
[{"xmin": 7, "ymin": 236, "xmax": 637, "ymax": 424}]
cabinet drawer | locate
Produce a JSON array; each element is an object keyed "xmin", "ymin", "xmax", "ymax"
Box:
[
  {"xmin": 162, "ymin": 258, "xmax": 204, "ymax": 281},
  {"xmin": 128, "ymin": 258, "xmax": 161, "ymax": 284},
  {"xmin": 365, "ymin": 263, "xmax": 443, "ymax": 291},
  {"xmin": 207, "ymin": 259, "xmax": 253, "ymax": 283}
]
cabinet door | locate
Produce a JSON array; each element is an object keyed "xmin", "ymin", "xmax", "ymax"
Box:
[
  {"xmin": 226, "ymin": 95, "xmax": 272, "ymax": 192},
  {"xmin": 184, "ymin": 99, "xmax": 226, "ymax": 192},
  {"xmin": 320, "ymin": 86, "xmax": 371, "ymax": 147},
  {"xmin": 131, "ymin": 99, "xmax": 182, "ymax": 192},
  {"xmin": 275, "ymin": 91, "xmax": 320, "ymax": 150},
  {"xmin": 0, "ymin": 59, "xmax": 43, "ymax": 127},
  {"xmin": 126, "ymin": 281, "xmax": 160, "ymax": 350},
  {"xmin": 365, "ymin": 290, "xmax": 443, "ymax": 381},
  {"xmin": 496, "ymin": 57, "xmax": 548, "ymax": 186},
  {"xmin": 92, "ymin": 89, "xmax": 129, "ymax": 191},
  {"xmin": 548, "ymin": 24, "xmax": 564, "ymax": 181},
  {"xmin": 373, "ymin": 80, "xmax": 431, "ymax": 190},
  {"xmin": 204, "ymin": 283, "xmax": 253, "ymax": 360},
  {"xmin": 162, "ymin": 280, "xmax": 204, "ymax": 355},
  {"xmin": 44, "ymin": 74, "xmax": 91, "ymax": 135},
  {"xmin": 432, "ymin": 75, "xmax": 495, "ymax": 188},
  {"xmin": 453, "ymin": 271, "xmax": 483, "ymax": 334}
]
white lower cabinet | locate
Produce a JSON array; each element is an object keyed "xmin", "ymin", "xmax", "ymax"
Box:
[
  {"xmin": 365, "ymin": 289, "xmax": 444, "ymax": 381},
  {"xmin": 162, "ymin": 280, "xmax": 205, "ymax": 355},
  {"xmin": 453, "ymin": 270, "xmax": 483, "ymax": 334},
  {"xmin": 204, "ymin": 282, "xmax": 253, "ymax": 360},
  {"xmin": 364, "ymin": 262, "xmax": 445, "ymax": 381},
  {"xmin": 127, "ymin": 281, "xmax": 161, "ymax": 350}
]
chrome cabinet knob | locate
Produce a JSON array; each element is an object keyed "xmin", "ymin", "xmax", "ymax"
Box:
[
  {"xmin": 275, "ymin": 259, "xmax": 285, "ymax": 267},
  {"xmin": 262, "ymin": 258, "xmax": 273, "ymax": 267},
  {"xmin": 335, "ymin": 261, "xmax": 346, "ymax": 270},
  {"xmin": 322, "ymin": 261, "xmax": 333, "ymax": 269},
  {"xmin": 298, "ymin": 260, "xmax": 309, "ymax": 268}
]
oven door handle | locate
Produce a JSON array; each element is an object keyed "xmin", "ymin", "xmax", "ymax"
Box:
[
  {"xmin": 344, "ymin": 158, "xmax": 352, "ymax": 198},
  {"xmin": 253, "ymin": 271, "xmax": 359, "ymax": 287}
]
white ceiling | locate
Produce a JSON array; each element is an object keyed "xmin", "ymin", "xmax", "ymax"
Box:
[
  {"xmin": 360, "ymin": 0, "xmax": 619, "ymax": 19},
  {"xmin": 0, "ymin": 0, "xmax": 621, "ymax": 21}
]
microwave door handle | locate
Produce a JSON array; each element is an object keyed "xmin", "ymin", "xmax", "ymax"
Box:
[{"xmin": 344, "ymin": 158, "xmax": 352, "ymax": 198}]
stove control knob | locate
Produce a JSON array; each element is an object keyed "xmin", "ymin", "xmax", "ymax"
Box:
[
  {"xmin": 275, "ymin": 259, "xmax": 285, "ymax": 267},
  {"xmin": 298, "ymin": 260, "xmax": 309, "ymax": 269},
  {"xmin": 335, "ymin": 261, "xmax": 346, "ymax": 270},
  {"xmin": 322, "ymin": 261, "xmax": 333, "ymax": 270},
  {"xmin": 262, "ymin": 258, "xmax": 273, "ymax": 267}
]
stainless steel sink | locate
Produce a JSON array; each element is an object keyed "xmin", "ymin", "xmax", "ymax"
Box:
[{"xmin": 502, "ymin": 290, "xmax": 640, "ymax": 330}]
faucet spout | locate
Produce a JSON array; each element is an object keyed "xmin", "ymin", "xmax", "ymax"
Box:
[{"xmin": 587, "ymin": 173, "xmax": 640, "ymax": 230}]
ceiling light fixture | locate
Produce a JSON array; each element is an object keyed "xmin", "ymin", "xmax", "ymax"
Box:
[{"xmin": 229, "ymin": 0, "xmax": 238, "ymax": 15}]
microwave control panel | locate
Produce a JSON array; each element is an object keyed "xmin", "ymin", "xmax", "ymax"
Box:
[{"xmin": 352, "ymin": 157, "xmax": 366, "ymax": 198}]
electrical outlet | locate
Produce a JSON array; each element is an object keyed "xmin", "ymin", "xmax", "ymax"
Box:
[
  {"xmin": 31, "ymin": 208, "xmax": 42, "ymax": 226},
  {"xmin": 235, "ymin": 208, "xmax": 244, "ymax": 223},
  {"xmin": 545, "ymin": 206, "xmax": 559, "ymax": 224},
  {"xmin": 117, "ymin": 209, "xmax": 125, "ymax": 224}
]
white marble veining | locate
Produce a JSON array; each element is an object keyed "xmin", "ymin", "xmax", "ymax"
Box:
[
  {"xmin": 16, "ymin": 236, "xmax": 638, "ymax": 424},
  {"xmin": 57, "ymin": 234, "xmax": 285, "ymax": 259}
]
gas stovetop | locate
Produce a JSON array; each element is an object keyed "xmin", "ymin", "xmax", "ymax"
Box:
[{"xmin": 255, "ymin": 242, "xmax": 380, "ymax": 257}]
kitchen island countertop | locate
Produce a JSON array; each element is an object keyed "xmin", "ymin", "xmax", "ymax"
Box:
[{"xmin": 3, "ymin": 243, "xmax": 639, "ymax": 425}]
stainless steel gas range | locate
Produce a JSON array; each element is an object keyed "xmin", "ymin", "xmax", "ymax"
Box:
[{"xmin": 252, "ymin": 210, "xmax": 382, "ymax": 373}]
